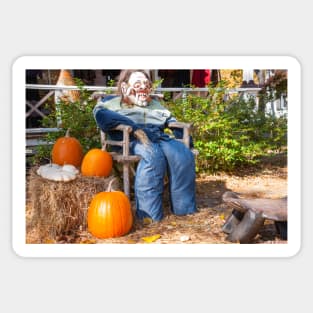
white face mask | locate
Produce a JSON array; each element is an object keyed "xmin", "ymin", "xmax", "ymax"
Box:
[{"xmin": 122, "ymin": 72, "xmax": 152, "ymax": 107}]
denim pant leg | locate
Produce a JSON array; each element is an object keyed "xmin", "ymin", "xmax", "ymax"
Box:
[
  {"xmin": 131, "ymin": 141, "xmax": 167, "ymax": 221},
  {"xmin": 159, "ymin": 140, "xmax": 197, "ymax": 215}
]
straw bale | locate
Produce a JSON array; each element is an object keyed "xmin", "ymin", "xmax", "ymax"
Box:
[{"xmin": 26, "ymin": 167, "xmax": 120, "ymax": 242}]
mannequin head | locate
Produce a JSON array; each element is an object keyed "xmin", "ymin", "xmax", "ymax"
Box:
[{"xmin": 118, "ymin": 70, "xmax": 152, "ymax": 107}]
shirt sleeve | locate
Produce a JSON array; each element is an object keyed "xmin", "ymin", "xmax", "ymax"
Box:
[{"xmin": 93, "ymin": 106, "xmax": 139, "ymax": 133}]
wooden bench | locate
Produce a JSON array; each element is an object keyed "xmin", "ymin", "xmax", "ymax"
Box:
[
  {"xmin": 100, "ymin": 122, "xmax": 197, "ymax": 198},
  {"xmin": 221, "ymin": 191, "xmax": 287, "ymax": 243}
]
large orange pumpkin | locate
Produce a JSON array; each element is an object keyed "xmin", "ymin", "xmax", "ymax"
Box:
[
  {"xmin": 87, "ymin": 179, "xmax": 133, "ymax": 238},
  {"xmin": 51, "ymin": 129, "xmax": 83, "ymax": 167},
  {"xmin": 81, "ymin": 148, "xmax": 113, "ymax": 177}
]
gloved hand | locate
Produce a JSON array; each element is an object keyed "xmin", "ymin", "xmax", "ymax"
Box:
[{"xmin": 133, "ymin": 129, "xmax": 150, "ymax": 146}]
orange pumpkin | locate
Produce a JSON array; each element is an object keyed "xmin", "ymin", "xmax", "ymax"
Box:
[
  {"xmin": 51, "ymin": 129, "xmax": 83, "ymax": 167},
  {"xmin": 87, "ymin": 179, "xmax": 133, "ymax": 238},
  {"xmin": 81, "ymin": 148, "xmax": 113, "ymax": 177}
]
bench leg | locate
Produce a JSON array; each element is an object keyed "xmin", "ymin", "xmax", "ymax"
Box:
[
  {"xmin": 226, "ymin": 210, "xmax": 265, "ymax": 244},
  {"xmin": 222, "ymin": 209, "xmax": 245, "ymax": 234},
  {"xmin": 275, "ymin": 221, "xmax": 288, "ymax": 240}
]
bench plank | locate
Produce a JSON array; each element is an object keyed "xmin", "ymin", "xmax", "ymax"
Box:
[{"xmin": 222, "ymin": 191, "xmax": 287, "ymax": 221}]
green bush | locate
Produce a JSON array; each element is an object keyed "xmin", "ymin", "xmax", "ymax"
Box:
[
  {"xmin": 31, "ymin": 79, "xmax": 287, "ymax": 173},
  {"xmin": 166, "ymin": 84, "xmax": 287, "ymax": 173},
  {"xmin": 31, "ymin": 79, "xmax": 102, "ymax": 164}
]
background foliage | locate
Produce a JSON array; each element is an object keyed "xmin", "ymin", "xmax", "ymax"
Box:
[
  {"xmin": 32, "ymin": 78, "xmax": 287, "ymax": 173},
  {"xmin": 166, "ymin": 82, "xmax": 287, "ymax": 172},
  {"xmin": 32, "ymin": 80, "xmax": 101, "ymax": 164}
]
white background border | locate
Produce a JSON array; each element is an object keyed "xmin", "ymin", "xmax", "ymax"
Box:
[
  {"xmin": 2, "ymin": 1, "xmax": 312, "ymax": 312},
  {"xmin": 13, "ymin": 56, "xmax": 301, "ymax": 258}
]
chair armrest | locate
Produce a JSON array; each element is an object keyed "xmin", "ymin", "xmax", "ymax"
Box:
[
  {"xmin": 113, "ymin": 124, "xmax": 133, "ymax": 132},
  {"xmin": 100, "ymin": 124, "xmax": 133, "ymax": 156},
  {"xmin": 167, "ymin": 121, "xmax": 192, "ymax": 129},
  {"xmin": 167, "ymin": 121, "xmax": 192, "ymax": 148}
]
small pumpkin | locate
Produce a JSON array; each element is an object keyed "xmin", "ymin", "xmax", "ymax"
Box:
[
  {"xmin": 36, "ymin": 163, "xmax": 79, "ymax": 182},
  {"xmin": 81, "ymin": 148, "xmax": 113, "ymax": 177},
  {"xmin": 52, "ymin": 129, "xmax": 83, "ymax": 167},
  {"xmin": 87, "ymin": 179, "xmax": 133, "ymax": 239}
]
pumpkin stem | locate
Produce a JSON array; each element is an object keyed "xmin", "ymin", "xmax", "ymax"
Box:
[
  {"xmin": 65, "ymin": 128, "xmax": 71, "ymax": 137},
  {"xmin": 106, "ymin": 177, "xmax": 117, "ymax": 192}
]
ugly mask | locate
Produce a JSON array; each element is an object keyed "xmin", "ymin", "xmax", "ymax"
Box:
[{"xmin": 121, "ymin": 72, "xmax": 152, "ymax": 107}]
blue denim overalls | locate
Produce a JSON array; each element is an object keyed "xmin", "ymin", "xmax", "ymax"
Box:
[{"xmin": 93, "ymin": 96, "xmax": 197, "ymax": 221}]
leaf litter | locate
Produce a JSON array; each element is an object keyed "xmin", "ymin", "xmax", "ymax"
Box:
[{"xmin": 26, "ymin": 162, "xmax": 287, "ymax": 244}]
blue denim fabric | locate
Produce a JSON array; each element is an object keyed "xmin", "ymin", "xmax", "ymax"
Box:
[
  {"xmin": 131, "ymin": 139, "xmax": 197, "ymax": 221},
  {"xmin": 94, "ymin": 107, "xmax": 175, "ymax": 143},
  {"xmin": 93, "ymin": 98, "xmax": 197, "ymax": 221}
]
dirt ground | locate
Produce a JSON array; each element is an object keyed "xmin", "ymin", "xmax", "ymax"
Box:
[{"xmin": 26, "ymin": 155, "xmax": 287, "ymax": 245}]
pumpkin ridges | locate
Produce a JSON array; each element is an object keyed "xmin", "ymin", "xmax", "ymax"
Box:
[
  {"xmin": 51, "ymin": 129, "xmax": 83, "ymax": 167},
  {"xmin": 113, "ymin": 194, "xmax": 127, "ymax": 237},
  {"xmin": 116, "ymin": 196, "xmax": 124, "ymax": 236},
  {"xmin": 87, "ymin": 187, "xmax": 133, "ymax": 239},
  {"xmin": 104, "ymin": 195, "xmax": 115, "ymax": 237},
  {"xmin": 81, "ymin": 148, "xmax": 113, "ymax": 177},
  {"xmin": 88, "ymin": 192, "xmax": 107, "ymax": 238},
  {"xmin": 117, "ymin": 191, "xmax": 133, "ymax": 233},
  {"xmin": 109, "ymin": 191, "xmax": 132, "ymax": 237}
]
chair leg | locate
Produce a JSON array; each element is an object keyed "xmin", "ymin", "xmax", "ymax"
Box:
[{"xmin": 123, "ymin": 162, "xmax": 131, "ymax": 199}]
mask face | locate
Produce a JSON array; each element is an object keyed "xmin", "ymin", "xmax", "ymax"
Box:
[{"xmin": 122, "ymin": 72, "xmax": 152, "ymax": 107}]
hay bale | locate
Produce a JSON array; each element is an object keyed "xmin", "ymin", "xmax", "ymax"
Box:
[{"xmin": 26, "ymin": 167, "xmax": 121, "ymax": 242}]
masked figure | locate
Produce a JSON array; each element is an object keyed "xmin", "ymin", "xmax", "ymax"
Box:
[{"xmin": 93, "ymin": 70, "xmax": 197, "ymax": 221}]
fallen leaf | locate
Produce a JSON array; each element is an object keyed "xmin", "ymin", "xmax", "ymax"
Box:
[
  {"xmin": 126, "ymin": 239, "xmax": 137, "ymax": 244},
  {"xmin": 44, "ymin": 239, "xmax": 56, "ymax": 244},
  {"xmin": 143, "ymin": 217, "xmax": 153, "ymax": 225},
  {"xmin": 79, "ymin": 239, "xmax": 97, "ymax": 244},
  {"xmin": 141, "ymin": 234, "xmax": 161, "ymax": 243}
]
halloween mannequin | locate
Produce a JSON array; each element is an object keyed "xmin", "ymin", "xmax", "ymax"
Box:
[{"xmin": 93, "ymin": 70, "xmax": 197, "ymax": 221}]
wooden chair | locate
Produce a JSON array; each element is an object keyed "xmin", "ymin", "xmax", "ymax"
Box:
[{"xmin": 100, "ymin": 121, "xmax": 197, "ymax": 198}]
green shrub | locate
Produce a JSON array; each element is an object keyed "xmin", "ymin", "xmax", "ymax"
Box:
[
  {"xmin": 31, "ymin": 79, "xmax": 102, "ymax": 165},
  {"xmin": 166, "ymin": 83, "xmax": 287, "ymax": 173},
  {"xmin": 31, "ymin": 79, "xmax": 287, "ymax": 173}
]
